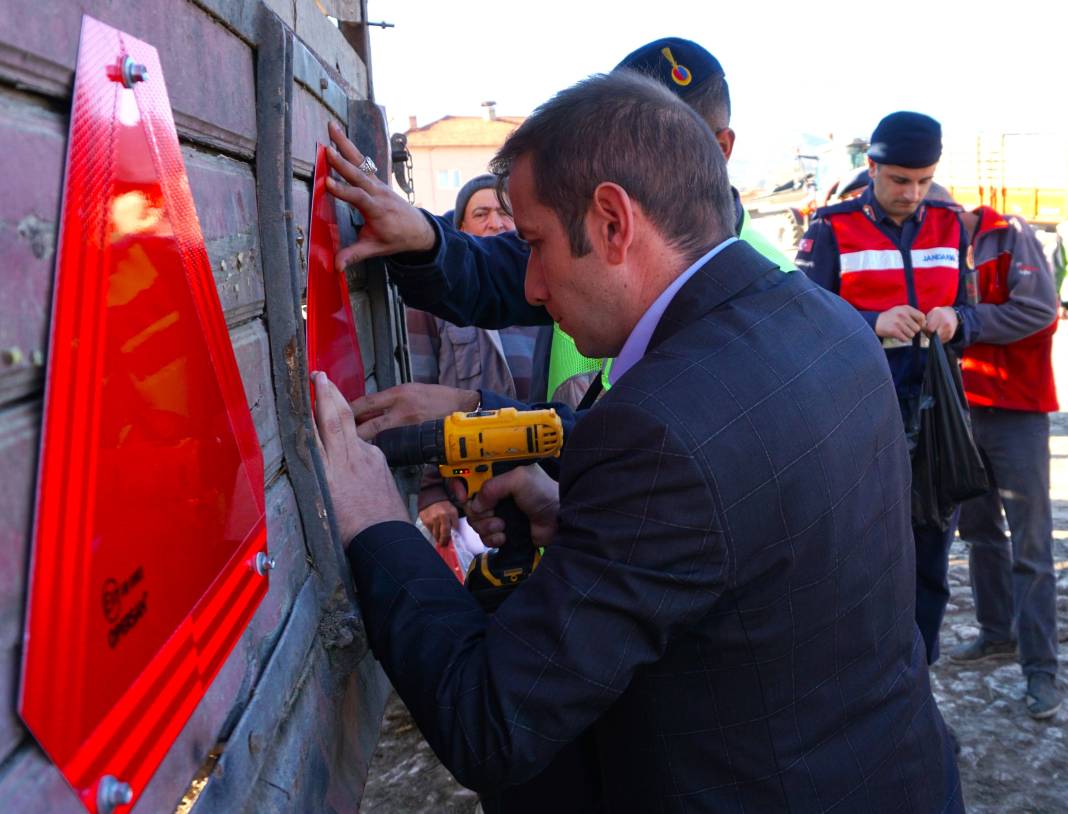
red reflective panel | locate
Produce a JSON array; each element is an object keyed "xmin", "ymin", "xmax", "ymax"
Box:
[
  {"xmin": 306, "ymin": 143, "xmax": 365, "ymax": 402},
  {"xmin": 19, "ymin": 16, "xmax": 267, "ymax": 813}
]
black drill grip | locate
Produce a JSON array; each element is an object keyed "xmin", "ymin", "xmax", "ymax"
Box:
[
  {"xmin": 464, "ymin": 465, "xmax": 541, "ymax": 613},
  {"xmin": 492, "ymin": 496, "xmax": 534, "ymax": 562}
]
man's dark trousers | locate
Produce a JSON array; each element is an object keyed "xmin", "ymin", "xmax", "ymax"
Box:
[
  {"xmin": 959, "ymin": 407, "xmax": 1058, "ymax": 677},
  {"xmin": 914, "ymin": 514, "xmax": 959, "ymax": 665}
]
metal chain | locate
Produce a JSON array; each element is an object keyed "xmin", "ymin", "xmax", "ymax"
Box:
[{"xmin": 390, "ymin": 132, "xmax": 415, "ymax": 204}]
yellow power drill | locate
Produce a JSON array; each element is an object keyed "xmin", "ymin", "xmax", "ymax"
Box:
[{"xmin": 374, "ymin": 407, "xmax": 563, "ymax": 611}]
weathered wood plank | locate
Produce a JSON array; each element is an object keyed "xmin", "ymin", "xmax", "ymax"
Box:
[
  {"xmin": 291, "ymin": 177, "xmax": 312, "ymax": 295},
  {"xmin": 190, "ymin": 576, "xmax": 320, "ymax": 812},
  {"xmin": 293, "ymin": 3, "xmax": 367, "ymax": 99},
  {"xmin": 236, "ymin": 649, "xmax": 388, "ymax": 814},
  {"xmin": 351, "ymin": 289, "xmax": 375, "ymax": 384},
  {"xmin": 292, "ymin": 83, "xmax": 343, "ymax": 179},
  {"xmin": 0, "ymin": 402, "xmax": 38, "ymax": 766},
  {"xmin": 262, "ymin": 0, "xmax": 297, "ymax": 30},
  {"xmin": 187, "ymin": 0, "xmax": 265, "ymax": 44},
  {"xmin": 0, "ymin": 743, "xmax": 84, "ymax": 813},
  {"xmin": 185, "ymin": 147, "xmax": 265, "ymax": 328},
  {"xmin": 310, "ymin": 0, "xmax": 364, "ymax": 24},
  {"xmin": 0, "ymin": 0, "xmax": 256, "ymax": 156},
  {"xmin": 0, "ymin": 91, "xmax": 263, "ymax": 408},
  {"xmin": 292, "ymin": 36, "xmax": 350, "ymax": 123},
  {"xmin": 0, "ymin": 87, "xmax": 65, "ymax": 407},
  {"xmin": 232, "ymin": 320, "xmax": 283, "ymax": 478}
]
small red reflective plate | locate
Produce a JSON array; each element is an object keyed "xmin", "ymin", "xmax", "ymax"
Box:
[{"xmin": 306, "ymin": 143, "xmax": 365, "ymax": 403}]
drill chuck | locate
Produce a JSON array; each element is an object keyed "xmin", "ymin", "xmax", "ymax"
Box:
[{"xmin": 374, "ymin": 419, "xmax": 445, "ymax": 466}]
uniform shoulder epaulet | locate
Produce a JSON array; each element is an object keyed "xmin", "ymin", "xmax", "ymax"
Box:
[{"xmin": 813, "ymin": 198, "xmax": 864, "ymax": 220}]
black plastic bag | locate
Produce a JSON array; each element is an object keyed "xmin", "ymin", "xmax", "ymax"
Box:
[{"xmin": 910, "ymin": 335, "xmax": 989, "ymax": 530}]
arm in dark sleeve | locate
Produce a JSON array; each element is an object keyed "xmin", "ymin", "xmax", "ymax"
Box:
[
  {"xmin": 973, "ymin": 220, "xmax": 1058, "ymax": 344},
  {"xmin": 950, "ymin": 218, "xmax": 981, "ymax": 349},
  {"xmin": 478, "ymin": 387, "xmax": 578, "ymax": 438},
  {"xmin": 796, "ymin": 218, "xmax": 879, "ymax": 331},
  {"xmin": 346, "ymin": 401, "xmax": 726, "ymax": 791},
  {"xmin": 386, "ymin": 213, "xmax": 551, "ymax": 329}
]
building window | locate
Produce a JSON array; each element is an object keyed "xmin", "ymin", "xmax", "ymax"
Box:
[{"xmin": 436, "ymin": 169, "xmax": 462, "ymax": 189}]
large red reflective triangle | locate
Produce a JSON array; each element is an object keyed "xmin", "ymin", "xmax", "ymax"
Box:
[
  {"xmin": 19, "ymin": 16, "xmax": 267, "ymax": 813},
  {"xmin": 306, "ymin": 144, "xmax": 365, "ymax": 402}
]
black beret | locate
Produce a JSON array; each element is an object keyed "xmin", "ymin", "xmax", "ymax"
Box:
[
  {"xmin": 614, "ymin": 37, "xmax": 724, "ymax": 99},
  {"xmin": 868, "ymin": 111, "xmax": 942, "ymax": 168}
]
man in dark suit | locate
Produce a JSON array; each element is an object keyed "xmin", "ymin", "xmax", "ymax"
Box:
[{"xmin": 313, "ymin": 71, "xmax": 962, "ymax": 812}]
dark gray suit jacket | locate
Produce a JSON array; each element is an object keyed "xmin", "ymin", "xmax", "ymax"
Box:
[{"xmin": 348, "ymin": 240, "xmax": 963, "ymax": 812}]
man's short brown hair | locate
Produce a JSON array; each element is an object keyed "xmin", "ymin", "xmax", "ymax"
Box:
[{"xmin": 490, "ymin": 71, "xmax": 735, "ymax": 263}]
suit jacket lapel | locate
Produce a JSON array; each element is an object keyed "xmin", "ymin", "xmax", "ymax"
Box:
[{"xmin": 648, "ymin": 240, "xmax": 780, "ymax": 353}]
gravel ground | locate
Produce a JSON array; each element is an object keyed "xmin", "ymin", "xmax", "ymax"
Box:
[{"xmin": 360, "ymin": 334, "xmax": 1068, "ymax": 814}]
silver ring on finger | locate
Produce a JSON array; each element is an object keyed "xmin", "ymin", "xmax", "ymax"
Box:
[{"xmin": 357, "ymin": 156, "xmax": 377, "ymax": 177}]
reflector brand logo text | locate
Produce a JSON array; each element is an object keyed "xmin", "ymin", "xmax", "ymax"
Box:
[{"xmin": 101, "ymin": 566, "xmax": 148, "ymax": 647}]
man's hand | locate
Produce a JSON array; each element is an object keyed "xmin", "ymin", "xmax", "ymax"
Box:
[
  {"xmin": 326, "ymin": 121, "xmax": 436, "ymax": 269},
  {"xmin": 419, "ymin": 500, "xmax": 458, "ymax": 547},
  {"xmin": 350, "ymin": 383, "xmax": 480, "ymax": 441},
  {"xmin": 460, "ymin": 466, "xmax": 560, "ymax": 549},
  {"xmin": 874, "ymin": 305, "xmax": 926, "ymax": 342},
  {"xmin": 312, "ymin": 371, "xmax": 409, "ymax": 544},
  {"xmin": 924, "ymin": 306, "xmax": 959, "ymax": 343}
]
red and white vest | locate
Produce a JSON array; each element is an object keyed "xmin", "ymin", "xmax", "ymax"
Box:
[
  {"xmin": 827, "ymin": 203, "xmax": 962, "ymax": 313},
  {"xmin": 961, "ymin": 207, "xmax": 1059, "ymax": 413}
]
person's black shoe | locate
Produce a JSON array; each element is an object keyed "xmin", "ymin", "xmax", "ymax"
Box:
[
  {"xmin": 1025, "ymin": 672, "xmax": 1062, "ymax": 720},
  {"xmin": 948, "ymin": 635, "xmax": 1017, "ymax": 664}
]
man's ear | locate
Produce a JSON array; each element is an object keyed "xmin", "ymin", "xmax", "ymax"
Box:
[
  {"xmin": 588, "ymin": 182, "xmax": 634, "ymax": 265},
  {"xmin": 867, "ymin": 157, "xmax": 877, "ymax": 180},
  {"xmin": 716, "ymin": 127, "xmax": 736, "ymax": 161}
]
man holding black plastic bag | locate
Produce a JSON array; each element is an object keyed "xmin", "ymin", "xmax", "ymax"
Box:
[
  {"xmin": 948, "ymin": 206, "xmax": 1062, "ymax": 720},
  {"xmin": 796, "ymin": 111, "xmax": 979, "ymax": 667}
]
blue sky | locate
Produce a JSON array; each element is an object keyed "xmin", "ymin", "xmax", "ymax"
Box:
[{"xmin": 367, "ymin": 0, "xmax": 1065, "ymax": 188}]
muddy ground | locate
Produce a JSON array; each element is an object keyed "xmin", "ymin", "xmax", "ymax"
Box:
[{"xmin": 360, "ymin": 338, "xmax": 1068, "ymax": 814}]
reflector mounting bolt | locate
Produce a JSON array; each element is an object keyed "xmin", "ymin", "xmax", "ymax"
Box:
[
  {"xmin": 255, "ymin": 551, "xmax": 276, "ymax": 576},
  {"xmin": 98, "ymin": 775, "xmax": 133, "ymax": 813},
  {"xmin": 121, "ymin": 56, "xmax": 148, "ymax": 88}
]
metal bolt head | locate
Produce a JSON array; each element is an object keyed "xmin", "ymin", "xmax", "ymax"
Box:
[
  {"xmin": 121, "ymin": 56, "xmax": 148, "ymax": 88},
  {"xmin": 98, "ymin": 775, "xmax": 133, "ymax": 813},
  {"xmin": 254, "ymin": 551, "xmax": 276, "ymax": 576}
]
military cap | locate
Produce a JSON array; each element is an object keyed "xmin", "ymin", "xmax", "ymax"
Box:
[
  {"xmin": 614, "ymin": 37, "xmax": 724, "ymax": 99},
  {"xmin": 868, "ymin": 111, "xmax": 942, "ymax": 168}
]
